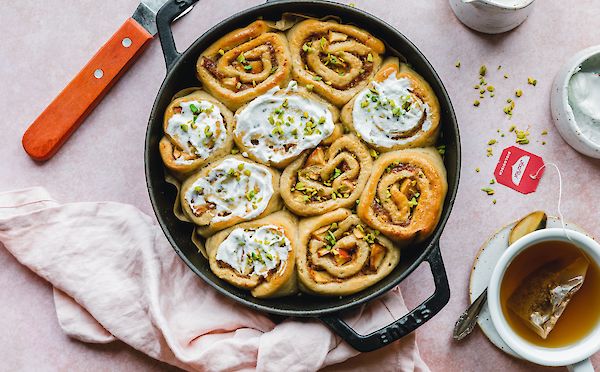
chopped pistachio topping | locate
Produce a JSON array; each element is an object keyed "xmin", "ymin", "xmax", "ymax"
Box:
[
  {"xmin": 488, "ymin": 139, "xmax": 497, "ymax": 145},
  {"xmin": 527, "ymin": 77, "xmax": 537, "ymax": 86},
  {"xmin": 218, "ymin": 49, "xmax": 225, "ymax": 56},
  {"xmin": 367, "ymin": 53, "xmax": 373, "ymax": 62},
  {"xmin": 515, "ymin": 89, "xmax": 523, "ymax": 97},
  {"xmin": 369, "ymin": 148, "xmax": 379, "ymax": 159},
  {"xmin": 541, "ymin": 130, "xmax": 548, "ymax": 135},
  {"xmin": 492, "ymin": 199, "xmax": 497, "ymax": 204},
  {"xmin": 481, "ymin": 187, "xmax": 495, "ymax": 195},
  {"xmin": 473, "ymin": 100, "xmax": 480, "ymax": 107},
  {"xmin": 487, "ymin": 86, "xmax": 495, "ymax": 92},
  {"xmin": 305, "ymin": 84, "xmax": 314, "ymax": 91},
  {"xmin": 455, "ymin": 61, "xmax": 461, "ymax": 68},
  {"xmin": 475, "ymin": 167, "xmax": 480, "ymax": 173},
  {"xmin": 437, "ymin": 145, "xmax": 446, "ymax": 155},
  {"xmin": 479, "ymin": 65, "xmax": 487, "ymax": 76},
  {"xmin": 515, "ymin": 128, "xmax": 530, "ymax": 145}
]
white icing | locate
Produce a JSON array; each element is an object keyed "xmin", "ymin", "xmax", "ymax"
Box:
[
  {"xmin": 234, "ymin": 81, "xmax": 335, "ymax": 164},
  {"xmin": 216, "ymin": 225, "xmax": 291, "ymax": 277},
  {"xmin": 352, "ymin": 74, "xmax": 432, "ymax": 149},
  {"xmin": 569, "ymin": 71, "xmax": 600, "ymax": 145},
  {"xmin": 184, "ymin": 158, "xmax": 274, "ymax": 223},
  {"xmin": 166, "ymin": 100, "xmax": 227, "ymax": 160}
]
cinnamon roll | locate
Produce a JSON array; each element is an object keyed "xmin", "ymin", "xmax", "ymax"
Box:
[
  {"xmin": 287, "ymin": 19, "xmax": 385, "ymax": 107},
  {"xmin": 206, "ymin": 211, "xmax": 298, "ymax": 298},
  {"xmin": 357, "ymin": 148, "xmax": 447, "ymax": 243},
  {"xmin": 341, "ymin": 57, "xmax": 441, "ymax": 151},
  {"xmin": 159, "ymin": 90, "xmax": 234, "ymax": 176},
  {"xmin": 280, "ymin": 134, "xmax": 372, "ymax": 216},
  {"xmin": 297, "ymin": 208, "xmax": 400, "ymax": 296},
  {"xmin": 180, "ymin": 155, "xmax": 283, "ymax": 237},
  {"xmin": 196, "ymin": 20, "xmax": 292, "ymax": 111},
  {"xmin": 233, "ymin": 81, "xmax": 340, "ymax": 169}
]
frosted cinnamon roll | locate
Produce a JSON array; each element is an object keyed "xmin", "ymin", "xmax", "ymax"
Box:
[
  {"xmin": 297, "ymin": 208, "xmax": 400, "ymax": 296},
  {"xmin": 280, "ymin": 134, "xmax": 372, "ymax": 216},
  {"xmin": 357, "ymin": 148, "xmax": 447, "ymax": 243},
  {"xmin": 160, "ymin": 90, "xmax": 234, "ymax": 176},
  {"xmin": 196, "ymin": 20, "xmax": 292, "ymax": 111},
  {"xmin": 180, "ymin": 156, "xmax": 282, "ymax": 237},
  {"xmin": 233, "ymin": 81, "xmax": 340, "ymax": 168},
  {"xmin": 341, "ymin": 57, "xmax": 441, "ymax": 152},
  {"xmin": 205, "ymin": 211, "xmax": 297, "ymax": 298},
  {"xmin": 287, "ymin": 19, "xmax": 385, "ymax": 107}
]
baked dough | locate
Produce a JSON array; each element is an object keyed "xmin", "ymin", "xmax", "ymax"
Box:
[
  {"xmin": 159, "ymin": 90, "xmax": 234, "ymax": 177},
  {"xmin": 297, "ymin": 208, "xmax": 400, "ymax": 296},
  {"xmin": 287, "ymin": 19, "xmax": 385, "ymax": 107},
  {"xmin": 232, "ymin": 81, "xmax": 340, "ymax": 169},
  {"xmin": 196, "ymin": 20, "xmax": 292, "ymax": 111},
  {"xmin": 341, "ymin": 57, "xmax": 441, "ymax": 152},
  {"xmin": 280, "ymin": 134, "xmax": 372, "ymax": 216},
  {"xmin": 206, "ymin": 210, "xmax": 298, "ymax": 298},
  {"xmin": 357, "ymin": 147, "xmax": 447, "ymax": 243},
  {"xmin": 180, "ymin": 155, "xmax": 283, "ymax": 237}
]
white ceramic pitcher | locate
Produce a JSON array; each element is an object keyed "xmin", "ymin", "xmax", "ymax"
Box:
[{"xmin": 449, "ymin": 0, "xmax": 535, "ymax": 34}]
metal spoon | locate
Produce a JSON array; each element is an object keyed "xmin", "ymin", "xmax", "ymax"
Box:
[{"xmin": 453, "ymin": 211, "xmax": 548, "ymax": 341}]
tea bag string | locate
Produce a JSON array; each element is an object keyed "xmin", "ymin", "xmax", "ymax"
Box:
[{"xmin": 530, "ymin": 162, "xmax": 572, "ymax": 241}]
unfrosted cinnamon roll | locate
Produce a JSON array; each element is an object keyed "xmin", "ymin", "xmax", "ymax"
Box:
[
  {"xmin": 159, "ymin": 90, "xmax": 234, "ymax": 177},
  {"xmin": 205, "ymin": 210, "xmax": 298, "ymax": 298},
  {"xmin": 196, "ymin": 20, "xmax": 292, "ymax": 111},
  {"xmin": 180, "ymin": 155, "xmax": 282, "ymax": 237},
  {"xmin": 357, "ymin": 148, "xmax": 447, "ymax": 243},
  {"xmin": 280, "ymin": 134, "xmax": 372, "ymax": 216},
  {"xmin": 297, "ymin": 208, "xmax": 400, "ymax": 296},
  {"xmin": 287, "ymin": 19, "xmax": 385, "ymax": 107},
  {"xmin": 233, "ymin": 81, "xmax": 340, "ymax": 169},
  {"xmin": 341, "ymin": 57, "xmax": 441, "ymax": 152}
]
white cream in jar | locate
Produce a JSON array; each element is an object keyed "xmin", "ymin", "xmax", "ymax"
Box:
[{"xmin": 569, "ymin": 71, "xmax": 600, "ymax": 145}]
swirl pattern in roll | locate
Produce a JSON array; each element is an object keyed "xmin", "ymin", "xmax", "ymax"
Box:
[
  {"xmin": 297, "ymin": 208, "xmax": 400, "ymax": 296},
  {"xmin": 341, "ymin": 57, "xmax": 441, "ymax": 152},
  {"xmin": 196, "ymin": 20, "xmax": 292, "ymax": 111},
  {"xmin": 280, "ymin": 134, "xmax": 372, "ymax": 216},
  {"xmin": 180, "ymin": 155, "xmax": 282, "ymax": 237},
  {"xmin": 287, "ymin": 19, "xmax": 385, "ymax": 107},
  {"xmin": 160, "ymin": 90, "xmax": 234, "ymax": 176},
  {"xmin": 357, "ymin": 148, "xmax": 447, "ymax": 243},
  {"xmin": 233, "ymin": 81, "xmax": 340, "ymax": 168},
  {"xmin": 206, "ymin": 211, "xmax": 298, "ymax": 298}
]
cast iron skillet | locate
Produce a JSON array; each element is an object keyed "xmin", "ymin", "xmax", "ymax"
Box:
[{"xmin": 145, "ymin": 0, "xmax": 461, "ymax": 352}]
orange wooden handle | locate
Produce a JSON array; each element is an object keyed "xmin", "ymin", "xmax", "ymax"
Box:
[{"xmin": 22, "ymin": 18, "xmax": 153, "ymax": 161}]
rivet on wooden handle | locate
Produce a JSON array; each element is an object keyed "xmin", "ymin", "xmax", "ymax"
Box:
[{"xmin": 22, "ymin": 18, "xmax": 153, "ymax": 161}]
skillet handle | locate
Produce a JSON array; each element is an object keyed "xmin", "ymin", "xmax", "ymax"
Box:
[
  {"xmin": 320, "ymin": 243, "xmax": 450, "ymax": 352},
  {"xmin": 156, "ymin": 0, "xmax": 199, "ymax": 71}
]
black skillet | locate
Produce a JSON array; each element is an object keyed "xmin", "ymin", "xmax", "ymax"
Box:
[{"xmin": 145, "ymin": 0, "xmax": 461, "ymax": 352}]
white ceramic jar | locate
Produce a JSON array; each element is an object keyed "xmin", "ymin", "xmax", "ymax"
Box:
[
  {"xmin": 449, "ymin": 0, "xmax": 535, "ymax": 34},
  {"xmin": 551, "ymin": 45, "xmax": 600, "ymax": 159}
]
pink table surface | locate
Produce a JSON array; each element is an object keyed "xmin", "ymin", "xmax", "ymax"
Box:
[{"xmin": 1, "ymin": 0, "xmax": 599, "ymax": 370}]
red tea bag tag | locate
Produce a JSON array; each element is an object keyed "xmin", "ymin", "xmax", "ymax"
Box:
[{"xmin": 494, "ymin": 146, "xmax": 545, "ymax": 194}]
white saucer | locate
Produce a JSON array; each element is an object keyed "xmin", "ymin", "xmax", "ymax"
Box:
[{"xmin": 469, "ymin": 216, "xmax": 589, "ymax": 358}]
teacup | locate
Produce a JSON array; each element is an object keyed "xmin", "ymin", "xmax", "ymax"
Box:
[{"xmin": 488, "ymin": 228, "xmax": 600, "ymax": 371}]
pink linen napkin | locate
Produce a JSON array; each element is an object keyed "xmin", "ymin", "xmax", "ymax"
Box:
[{"xmin": 0, "ymin": 187, "xmax": 429, "ymax": 372}]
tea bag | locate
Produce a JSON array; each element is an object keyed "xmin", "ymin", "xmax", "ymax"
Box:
[{"xmin": 508, "ymin": 256, "xmax": 589, "ymax": 339}]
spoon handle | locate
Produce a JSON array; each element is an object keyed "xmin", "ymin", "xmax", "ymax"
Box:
[{"xmin": 453, "ymin": 288, "xmax": 488, "ymax": 340}]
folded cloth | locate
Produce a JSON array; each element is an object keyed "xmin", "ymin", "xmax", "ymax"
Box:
[{"xmin": 0, "ymin": 187, "xmax": 429, "ymax": 372}]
